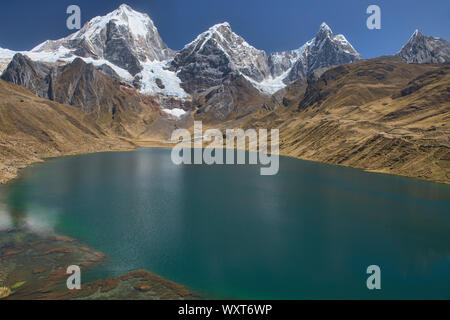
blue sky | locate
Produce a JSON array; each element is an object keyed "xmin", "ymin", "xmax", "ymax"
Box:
[{"xmin": 0, "ymin": 0, "xmax": 449, "ymax": 58}]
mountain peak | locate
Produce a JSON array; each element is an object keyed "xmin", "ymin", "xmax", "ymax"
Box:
[
  {"xmin": 114, "ymin": 3, "xmax": 147, "ymax": 19},
  {"xmin": 319, "ymin": 22, "xmax": 332, "ymax": 32},
  {"xmin": 398, "ymin": 30, "xmax": 450, "ymax": 64},
  {"xmin": 182, "ymin": 21, "xmax": 233, "ymax": 50},
  {"xmin": 29, "ymin": 3, "xmax": 173, "ymax": 75},
  {"xmin": 317, "ymin": 22, "xmax": 333, "ymax": 38},
  {"xmin": 410, "ymin": 29, "xmax": 423, "ymax": 40},
  {"xmin": 204, "ymin": 22, "xmax": 232, "ymax": 37},
  {"xmin": 211, "ymin": 22, "xmax": 231, "ymax": 30},
  {"xmin": 174, "ymin": 20, "xmax": 271, "ymax": 91},
  {"xmin": 204, "ymin": 22, "xmax": 232, "ymax": 36},
  {"xmin": 118, "ymin": 3, "xmax": 133, "ymax": 11},
  {"xmin": 86, "ymin": 3, "xmax": 155, "ymax": 39},
  {"xmin": 271, "ymin": 22, "xmax": 361, "ymax": 84}
]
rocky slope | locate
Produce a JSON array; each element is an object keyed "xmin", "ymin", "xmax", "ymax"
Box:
[
  {"xmin": 0, "ymin": 229, "xmax": 199, "ymax": 300},
  {"xmin": 0, "ymin": 79, "xmax": 139, "ymax": 183},
  {"xmin": 32, "ymin": 4, "xmax": 173, "ymax": 76},
  {"xmin": 0, "ymin": 4, "xmax": 449, "ymax": 185},
  {"xmin": 167, "ymin": 21, "xmax": 361, "ymax": 119},
  {"xmin": 1, "ymin": 5, "xmax": 188, "ymax": 100},
  {"xmin": 171, "ymin": 22, "xmax": 270, "ymax": 92},
  {"xmin": 0, "ymin": 74, "xmax": 194, "ymax": 183},
  {"xmin": 397, "ymin": 30, "xmax": 450, "ymax": 64},
  {"xmin": 170, "ymin": 21, "xmax": 361, "ymax": 96},
  {"xmin": 1, "ymin": 53, "xmax": 53, "ymax": 98},
  {"xmin": 1, "ymin": 54, "xmax": 188, "ymax": 135},
  {"xmin": 0, "ymin": 5, "xmax": 364, "ymax": 119},
  {"xmin": 192, "ymin": 73, "xmax": 276, "ymax": 121},
  {"xmin": 238, "ymin": 58, "xmax": 449, "ymax": 184},
  {"xmin": 270, "ymin": 23, "xmax": 361, "ymax": 84}
]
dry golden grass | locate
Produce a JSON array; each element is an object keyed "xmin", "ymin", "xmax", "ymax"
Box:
[
  {"xmin": 0, "ymin": 80, "xmax": 138, "ymax": 183},
  {"xmin": 0, "ymin": 286, "xmax": 11, "ymax": 299},
  {"xmin": 239, "ymin": 58, "xmax": 450, "ymax": 184},
  {"xmin": 1, "ymin": 58, "xmax": 448, "ymax": 185}
]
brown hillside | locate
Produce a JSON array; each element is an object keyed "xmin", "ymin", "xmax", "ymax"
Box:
[
  {"xmin": 241, "ymin": 58, "xmax": 450, "ymax": 184},
  {"xmin": 0, "ymin": 80, "xmax": 136, "ymax": 183}
]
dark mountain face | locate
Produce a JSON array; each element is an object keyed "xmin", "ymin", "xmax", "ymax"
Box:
[
  {"xmin": 170, "ymin": 22, "xmax": 270, "ymax": 93},
  {"xmin": 51, "ymin": 58, "xmax": 125, "ymax": 113},
  {"xmin": 170, "ymin": 35, "xmax": 233, "ymax": 92},
  {"xmin": 13, "ymin": 6, "xmax": 450, "ymax": 125},
  {"xmin": 167, "ymin": 22, "xmax": 276, "ymax": 119},
  {"xmin": 282, "ymin": 23, "xmax": 362, "ymax": 84},
  {"xmin": 193, "ymin": 73, "xmax": 275, "ymax": 121},
  {"xmin": 166, "ymin": 21, "xmax": 362, "ymax": 119},
  {"xmin": 103, "ymin": 21, "xmax": 144, "ymax": 76},
  {"xmin": 1, "ymin": 53, "xmax": 53, "ymax": 99},
  {"xmin": 171, "ymin": 22, "xmax": 361, "ymax": 96},
  {"xmin": 1, "ymin": 54, "xmax": 137, "ymax": 115},
  {"xmin": 397, "ymin": 30, "xmax": 450, "ymax": 64},
  {"xmin": 31, "ymin": 4, "xmax": 174, "ymax": 77},
  {"xmin": 296, "ymin": 57, "xmax": 440, "ymax": 111},
  {"xmin": 0, "ymin": 4, "xmax": 365, "ymax": 110}
]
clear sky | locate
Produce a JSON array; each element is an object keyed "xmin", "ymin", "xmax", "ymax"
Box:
[{"xmin": 0, "ymin": 0, "xmax": 448, "ymax": 58}]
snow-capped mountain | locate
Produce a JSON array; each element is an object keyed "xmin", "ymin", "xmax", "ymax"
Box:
[
  {"xmin": 1, "ymin": 4, "xmax": 188, "ymax": 99},
  {"xmin": 397, "ymin": 30, "xmax": 450, "ymax": 64},
  {"xmin": 0, "ymin": 47, "xmax": 17, "ymax": 73},
  {"xmin": 32, "ymin": 4, "xmax": 173, "ymax": 75},
  {"xmin": 171, "ymin": 22, "xmax": 361, "ymax": 95},
  {"xmin": 270, "ymin": 23, "xmax": 361, "ymax": 84},
  {"xmin": 30, "ymin": 5, "xmax": 189, "ymax": 97},
  {"xmin": 268, "ymin": 50, "xmax": 303, "ymax": 79},
  {"xmin": 170, "ymin": 22, "xmax": 271, "ymax": 92},
  {"xmin": 1, "ymin": 5, "xmax": 361, "ymax": 100}
]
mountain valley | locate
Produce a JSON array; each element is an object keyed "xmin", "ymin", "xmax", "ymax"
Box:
[{"xmin": 0, "ymin": 4, "xmax": 449, "ymax": 185}]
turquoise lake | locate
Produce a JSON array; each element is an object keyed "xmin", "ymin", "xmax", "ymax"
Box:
[{"xmin": 0, "ymin": 148, "xmax": 449, "ymax": 299}]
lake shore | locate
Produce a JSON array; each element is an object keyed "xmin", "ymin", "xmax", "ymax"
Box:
[
  {"xmin": 1, "ymin": 147, "xmax": 449, "ymax": 300},
  {"xmin": 0, "ymin": 227, "xmax": 200, "ymax": 300},
  {"xmin": 0, "ymin": 140, "xmax": 204, "ymax": 300},
  {"xmin": 2, "ymin": 139, "xmax": 448, "ymax": 186}
]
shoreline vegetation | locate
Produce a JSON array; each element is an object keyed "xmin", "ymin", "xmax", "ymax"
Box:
[{"xmin": 0, "ymin": 228, "xmax": 200, "ymax": 300}]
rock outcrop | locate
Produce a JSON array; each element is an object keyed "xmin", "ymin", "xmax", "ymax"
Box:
[
  {"xmin": 397, "ymin": 30, "xmax": 450, "ymax": 64},
  {"xmin": 1, "ymin": 53, "xmax": 53, "ymax": 98}
]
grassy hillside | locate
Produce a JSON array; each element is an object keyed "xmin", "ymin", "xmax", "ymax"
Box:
[
  {"xmin": 241, "ymin": 58, "xmax": 450, "ymax": 184},
  {"xmin": 1, "ymin": 58, "xmax": 448, "ymax": 185},
  {"xmin": 0, "ymin": 80, "xmax": 137, "ymax": 183}
]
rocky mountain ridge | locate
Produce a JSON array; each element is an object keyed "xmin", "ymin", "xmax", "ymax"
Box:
[
  {"xmin": 31, "ymin": 4, "xmax": 173, "ymax": 76},
  {"xmin": 0, "ymin": 4, "xmax": 363, "ymax": 99},
  {"xmin": 397, "ymin": 30, "xmax": 450, "ymax": 64},
  {"xmin": 170, "ymin": 22, "xmax": 362, "ymax": 95},
  {"xmin": 0, "ymin": 4, "xmax": 448, "ymax": 122}
]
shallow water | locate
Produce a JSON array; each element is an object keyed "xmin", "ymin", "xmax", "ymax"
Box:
[{"xmin": 1, "ymin": 148, "xmax": 449, "ymax": 299}]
